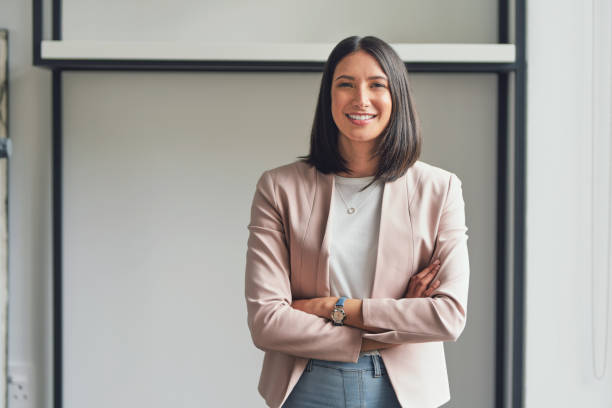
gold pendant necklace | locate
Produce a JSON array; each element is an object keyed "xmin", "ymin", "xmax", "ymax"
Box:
[{"xmin": 336, "ymin": 182, "xmax": 378, "ymax": 215}]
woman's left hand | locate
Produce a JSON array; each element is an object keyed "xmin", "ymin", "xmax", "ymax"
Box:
[{"xmin": 404, "ymin": 260, "xmax": 441, "ymax": 298}]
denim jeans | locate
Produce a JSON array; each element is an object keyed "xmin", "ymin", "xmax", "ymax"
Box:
[{"xmin": 281, "ymin": 354, "xmax": 402, "ymax": 408}]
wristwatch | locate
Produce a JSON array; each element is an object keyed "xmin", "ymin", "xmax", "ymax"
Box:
[{"xmin": 331, "ymin": 296, "xmax": 348, "ymax": 326}]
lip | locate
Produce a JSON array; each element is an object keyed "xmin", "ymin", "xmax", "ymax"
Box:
[{"xmin": 345, "ymin": 113, "xmax": 377, "ymax": 126}]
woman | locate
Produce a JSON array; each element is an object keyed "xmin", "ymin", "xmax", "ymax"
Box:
[{"xmin": 245, "ymin": 36, "xmax": 470, "ymax": 408}]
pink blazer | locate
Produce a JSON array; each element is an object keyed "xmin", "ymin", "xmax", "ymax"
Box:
[{"xmin": 244, "ymin": 159, "xmax": 470, "ymax": 408}]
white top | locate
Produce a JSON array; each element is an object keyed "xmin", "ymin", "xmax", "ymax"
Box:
[{"xmin": 329, "ymin": 174, "xmax": 384, "ymax": 357}]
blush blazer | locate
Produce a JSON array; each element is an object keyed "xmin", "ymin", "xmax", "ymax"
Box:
[{"xmin": 244, "ymin": 159, "xmax": 470, "ymax": 408}]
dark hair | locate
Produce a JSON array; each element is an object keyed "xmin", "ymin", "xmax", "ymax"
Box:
[{"xmin": 299, "ymin": 36, "xmax": 422, "ymax": 189}]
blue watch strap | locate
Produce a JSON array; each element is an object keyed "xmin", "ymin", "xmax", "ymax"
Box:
[{"xmin": 335, "ymin": 296, "xmax": 347, "ymax": 307}]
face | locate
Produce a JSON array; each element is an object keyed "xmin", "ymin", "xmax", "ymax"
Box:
[{"xmin": 331, "ymin": 50, "xmax": 392, "ymax": 149}]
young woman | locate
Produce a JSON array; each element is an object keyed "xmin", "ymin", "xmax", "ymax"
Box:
[{"xmin": 245, "ymin": 36, "xmax": 470, "ymax": 408}]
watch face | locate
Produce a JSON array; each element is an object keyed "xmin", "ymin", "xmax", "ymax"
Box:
[{"xmin": 331, "ymin": 309, "xmax": 345, "ymax": 322}]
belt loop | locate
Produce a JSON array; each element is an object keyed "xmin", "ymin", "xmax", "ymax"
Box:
[
  {"xmin": 371, "ymin": 355, "xmax": 382, "ymax": 377},
  {"xmin": 306, "ymin": 359, "xmax": 314, "ymax": 372}
]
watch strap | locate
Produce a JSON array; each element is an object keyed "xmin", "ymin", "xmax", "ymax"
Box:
[{"xmin": 335, "ymin": 296, "xmax": 347, "ymax": 307}]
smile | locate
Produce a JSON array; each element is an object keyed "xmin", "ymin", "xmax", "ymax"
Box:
[
  {"xmin": 345, "ymin": 113, "xmax": 377, "ymax": 126},
  {"xmin": 346, "ymin": 113, "xmax": 376, "ymax": 120}
]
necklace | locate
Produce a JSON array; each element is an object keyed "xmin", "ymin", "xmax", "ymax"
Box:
[{"xmin": 335, "ymin": 180, "xmax": 379, "ymax": 215}]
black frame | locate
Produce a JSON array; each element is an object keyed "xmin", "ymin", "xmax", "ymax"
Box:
[{"xmin": 32, "ymin": 0, "xmax": 527, "ymax": 406}]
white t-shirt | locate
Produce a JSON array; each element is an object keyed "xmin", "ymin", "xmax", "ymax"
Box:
[{"xmin": 329, "ymin": 174, "xmax": 384, "ymax": 357}]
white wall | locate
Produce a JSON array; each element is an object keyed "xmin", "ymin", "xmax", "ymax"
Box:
[{"xmin": 525, "ymin": 0, "xmax": 612, "ymax": 406}]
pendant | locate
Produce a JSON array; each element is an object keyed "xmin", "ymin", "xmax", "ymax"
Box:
[{"xmin": 347, "ymin": 208, "xmax": 356, "ymax": 214}]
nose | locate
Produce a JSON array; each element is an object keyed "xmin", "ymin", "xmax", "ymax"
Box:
[{"xmin": 352, "ymin": 84, "xmax": 371, "ymax": 108}]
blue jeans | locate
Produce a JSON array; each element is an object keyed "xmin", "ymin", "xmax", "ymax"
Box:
[{"xmin": 282, "ymin": 354, "xmax": 402, "ymax": 408}]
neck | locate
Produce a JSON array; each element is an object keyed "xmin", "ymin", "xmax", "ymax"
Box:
[{"xmin": 337, "ymin": 135, "xmax": 378, "ymax": 178}]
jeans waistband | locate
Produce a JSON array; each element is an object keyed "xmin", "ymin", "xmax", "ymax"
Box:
[{"xmin": 306, "ymin": 354, "xmax": 385, "ymax": 377}]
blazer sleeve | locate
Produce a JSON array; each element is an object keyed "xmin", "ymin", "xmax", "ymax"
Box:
[
  {"xmin": 245, "ymin": 170, "xmax": 364, "ymax": 362},
  {"xmin": 361, "ymin": 173, "xmax": 470, "ymax": 344}
]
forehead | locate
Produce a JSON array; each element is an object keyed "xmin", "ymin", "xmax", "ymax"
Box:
[{"xmin": 333, "ymin": 50, "xmax": 387, "ymax": 79}]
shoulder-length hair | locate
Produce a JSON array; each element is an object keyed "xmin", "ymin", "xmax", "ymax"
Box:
[{"xmin": 299, "ymin": 36, "xmax": 422, "ymax": 187}]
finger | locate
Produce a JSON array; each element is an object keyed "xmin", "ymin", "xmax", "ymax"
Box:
[
  {"xmin": 409, "ymin": 264, "xmax": 440, "ymax": 295},
  {"xmin": 428, "ymin": 263, "xmax": 441, "ymax": 276},
  {"xmin": 411, "ymin": 273, "xmax": 439, "ymax": 297},
  {"xmin": 407, "ymin": 261, "xmax": 441, "ymax": 298},
  {"xmin": 414, "ymin": 259, "xmax": 441, "ymax": 279},
  {"xmin": 423, "ymin": 280, "xmax": 441, "ymax": 297},
  {"xmin": 419, "ymin": 264, "xmax": 441, "ymax": 285},
  {"xmin": 414, "ymin": 262, "xmax": 437, "ymax": 278}
]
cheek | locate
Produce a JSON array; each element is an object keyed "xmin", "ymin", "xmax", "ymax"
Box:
[
  {"xmin": 386, "ymin": 97, "xmax": 393, "ymax": 115},
  {"xmin": 378, "ymin": 98, "xmax": 392, "ymax": 125},
  {"xmin": 383, "ymin": 96, "xmax": 392, "ymax": 113},
  {"xmin": 331, "ymin": 96, "xmax": 345, "ymax": 123}
]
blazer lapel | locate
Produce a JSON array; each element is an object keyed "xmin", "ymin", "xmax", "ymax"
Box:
[
  {"xmin": 297, "ymin": 168, "xmax": 334, "ymax": 298},
  {"xmin": 314, "ymin": 171, "xmax": 334, "ymax": 296},
  {"xmin": 307, "ymin": 169, "xmax": 414, "ymax": 299},
  {"xmin": 370, "ymin": 172, "xmax": 414, "ymax": 298}
]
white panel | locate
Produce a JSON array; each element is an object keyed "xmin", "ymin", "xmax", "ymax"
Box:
[
  {"xmin": 414, "ymin": 73, "xmax": 498, "ymax": 408},
  {"xmin": 41, "ymin": 41, "xmax": 516, "ymax": 63}
]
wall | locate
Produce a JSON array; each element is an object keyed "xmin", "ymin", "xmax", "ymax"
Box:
[{"xmin": 525, "ymin": 0, "xmax": 612, "ymax": 406}]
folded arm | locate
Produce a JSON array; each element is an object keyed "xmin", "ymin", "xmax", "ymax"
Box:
[{"xmin": 292, "ymin": 260, "xmax": 444, "ymax": 338}]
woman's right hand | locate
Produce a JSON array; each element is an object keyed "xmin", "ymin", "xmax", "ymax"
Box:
[{"xmin": 403, "ymin": 260, "xmax": 441, "ymax": 298}]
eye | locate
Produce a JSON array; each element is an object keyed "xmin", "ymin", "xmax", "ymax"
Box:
[
  {"xmin": 337, "ymin": 82, "xmax": 352, "ymax": 88},
  {"xmin": 372, "ymin": 82, "xmax": 387, "ymax": 88}
]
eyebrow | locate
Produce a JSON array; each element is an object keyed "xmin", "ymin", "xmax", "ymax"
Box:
[{"xmin": 334, "ymin": 75, "xmax": 388, "ymax": 81}]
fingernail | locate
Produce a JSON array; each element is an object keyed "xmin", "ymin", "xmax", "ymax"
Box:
[{"xmin": 434, "ymin": 259, "xmax": 440, "ymax": 264}]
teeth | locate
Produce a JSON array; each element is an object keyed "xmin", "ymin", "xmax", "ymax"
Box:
[{"xmin": 347, "ymin": 114, "xmax": 375, "ymax": 120}]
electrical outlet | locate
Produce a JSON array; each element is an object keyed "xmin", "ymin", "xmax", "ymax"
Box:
[{"xmin": 7, "ymin": 363, "xmax": 34, "ymax": 408}]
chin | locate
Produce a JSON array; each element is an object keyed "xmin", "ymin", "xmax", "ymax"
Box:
[{"xmin": 341, "ymin": 133, "xmax": 380, "ymax": 144}]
